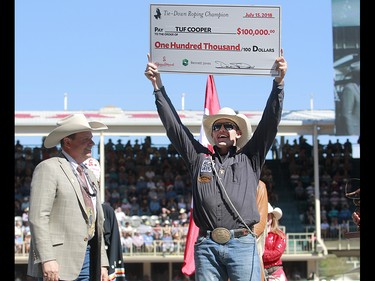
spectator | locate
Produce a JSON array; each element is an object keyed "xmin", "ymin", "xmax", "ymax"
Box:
[
  {"xmin": 20, "ymin": 196, "xmax": 30, "ymax": 212},
  {"xmin": 320, "ymin": 205, "xmax": 328, "ymax": 222},
  {"xmin": 321, "ymin": 218, "xmax": 330, "ymax": 239},
  {"xmin": 115, "ymin": 207, "xmax": 127, "ymax": 228},
  {"xmin": 105, "ymin": 138, "xmax": 115, "ymax": 152},
  {"xmin": 130, "ymin": 196, "xmax": 140, "ymax": 216},
  {"xmin": 152, "ymin": 220, "xmax": 163, "ymax": 241},
  {"xmin": 15, "ymin": 217, "xmax": 24, "ymax": 254},
  {"xmin": 173, "ymin": 174, "xmax": 185, "ymax": 196},
  {"xmin": 339, "ymin": 194, "xmax": 349, "ymax": 208},
  {"xmin": 177, "ymin": 196, "xmax": 187, "ymax": 212},
  {"xmin": 320, "ymin": 171, "xmax": 332, "ymax": 186},
  {"xmin": 294, "ymin": 181, "xmax": 305, "ymax": 200},
  {"xmin": 132, "ymin": 230, "xmax": 145, "ymax": 252},
  {"xmin": 121, "ymin": 198, "xmax": 132, "ymax": 216},
  {"xmin": 327, "ymin": 206, "xmax": 339, "ymax": 222},
  {"xmin": 320, "ymin": 190, "xmax": 330, "ymax": 209},
  {"xmin": 143, "ymin": 230, "xmax": 155, "ymax": 253},
  {"xmin": 139, "ymin": 198, "xmax": 151, "ymax": 216},
  {"xmin": 338, "ymin": 204, "xmax": 352, "ymax": 224},
  {"xmin": 305, "ymin": 182, "xmax": 314, "ymax": 198},
  {"xmin": 166, "ymin": 198, "xmax": 178, "ymax": 211},
  {"xmin": 147, "ymin": 180, "xmax": 157, "ymax": 192},
  {"xmin": 149, "ymin": 195, "xmax": 162, "ymax": 215},
  {"xmin": 22, "ymin": 207, "xmax": 29, "ymax": 223},
  {"xmin": 15, "ymin": 139, "xmax": 24, "ymax": 152},
  {"xmin": 263, "ymin": 205, "xmax": 288, "ymax": 281},
  {"xmin": 329, "ymin": 191, "xmax": 340, "ymax": 208},
  {"xmin": 115, "ymin": 139, "xmax": 124, "ymax": 152},
  {"xmin": 161, "ymin": 230, "xmax": 175, "ymax": 256},
  {"xmin": 343, "ymin": 138, "xmax": 353, "ymax": 155},
  {"xmin": 304, "ymin": 205, "xmax": 315, "ymax": 226},
  {"xmin": 136, "ymin": 176, "xmax": 148, "ymax": 194},
  {"xmin": 329, "ymin": 217, "xmax": 340, "ymax": 238},
  {"xmin": 179, "ymin": 208, "xmax": 188, "ymax": 224},
  {"xmin": 145, "ymin": 167, "xmax": 156, "ymax": 181},
  {"xmin": 110, "ymin": 188, "xmax": 121, "ymax": 205},
  {"xmin": 169, "ymin": 206, "xmax": 180, "ymax": 222},
  {"xmin": 121, "ymin": 231, "xmax": 133, "ymax": 253},
  {"xmin": 122, "ymin": 221, "xmax": 134, "ymax": 236},
  {"xmin": 165, "ymin": 184, "xmax": 177, "ymax": 201}
]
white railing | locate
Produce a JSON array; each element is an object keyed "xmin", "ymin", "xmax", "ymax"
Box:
[{"xmin": 16, "ymin": 231, "xmax": 359, "ymax": 258}]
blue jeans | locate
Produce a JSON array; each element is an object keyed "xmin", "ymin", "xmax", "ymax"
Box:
[
  {"xmin": 74, "ymin": 245, "xmax": 91, "ymax": 281},
  {"xmin": 194, "ymin": 232, "xmax": 260, "ymax": 281}
]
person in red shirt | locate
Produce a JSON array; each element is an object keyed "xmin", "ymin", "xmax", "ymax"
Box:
[{"xmin": 262, "ymin": 204, "xmax": 288, "ymax": 281}]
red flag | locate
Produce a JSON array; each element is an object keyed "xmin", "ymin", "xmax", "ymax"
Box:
[{"xmin": 182, "ymin": 75, "xmax": 220, "ymax": 276}]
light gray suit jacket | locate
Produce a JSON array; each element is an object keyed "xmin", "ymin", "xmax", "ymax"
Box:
[{"xmin": 27, "ymin": 155, "xmax": 109, "ymax": 281}]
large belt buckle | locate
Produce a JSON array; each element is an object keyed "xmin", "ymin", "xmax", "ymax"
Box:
[{"xmin": 211, "ymin": 227, "xmax": 231, "ymax": 244}]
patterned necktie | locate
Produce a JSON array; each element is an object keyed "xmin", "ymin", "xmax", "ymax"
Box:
[{"xmin": 77, "ymin": 165, "xmax": 96, "ymax": 239}]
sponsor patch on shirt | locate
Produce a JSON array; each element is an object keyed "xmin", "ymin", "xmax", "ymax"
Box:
[{"xmin": 198, "ymin": 159, "xmax": 212, "ymax": 183}]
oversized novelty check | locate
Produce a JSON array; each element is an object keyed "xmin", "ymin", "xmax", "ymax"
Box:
[{"xmin": 150, "ymin": 4, "xmax": 281, "ymax": 76}]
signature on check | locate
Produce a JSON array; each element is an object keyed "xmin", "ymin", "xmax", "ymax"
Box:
[{"xmin": 215, "ymin": 61, "xmax": 255, "ymax": 69}]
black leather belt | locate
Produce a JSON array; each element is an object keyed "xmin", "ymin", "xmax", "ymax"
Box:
[{"xmin": 199, "ymin": 226, "xmax": 253, "ymax": 244}]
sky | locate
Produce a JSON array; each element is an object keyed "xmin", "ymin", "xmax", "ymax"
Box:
[{"xmin": 14, "ymin": 0, "xmax": 360, "ymax": 156}]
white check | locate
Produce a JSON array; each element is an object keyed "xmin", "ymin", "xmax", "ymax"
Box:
[{"xmin": 150, "ymin": 4, "xmax": 281, "ymax": 76}]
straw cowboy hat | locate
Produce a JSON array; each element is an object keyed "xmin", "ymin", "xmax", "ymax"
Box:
[
  {"xmin": 44, "ymin": 113, "xmax": 108, "ymax": 148},
  {"xmin": 203, "ymin": 107, "xmax": 252, "ymax": 149},
  {"xmin": 268, "ymin": 203, "xmax": 283, "ymax": 220}
]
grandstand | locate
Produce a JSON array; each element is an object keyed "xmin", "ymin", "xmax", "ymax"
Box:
[
  {"xmin": 15, "ymin": 107, "xmax": 338, "ymax": 136},
  {"xmin": 15, "ymin": 109, "xmax": 360, "ymax": 281}
]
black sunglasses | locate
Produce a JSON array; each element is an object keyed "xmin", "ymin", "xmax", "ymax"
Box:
[{"xmin": 212, "ymin": 122, "xmax": 238, "ymax": 131}]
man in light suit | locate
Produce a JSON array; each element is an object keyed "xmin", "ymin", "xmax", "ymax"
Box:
[{"xmin": 27, "ymin": 114, "xmax": 109, "ymax": 281}]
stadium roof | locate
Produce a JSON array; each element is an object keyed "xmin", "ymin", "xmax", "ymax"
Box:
[{"xmin": 15, "ymin": 106, "xmax": 336, "ymax": 137}]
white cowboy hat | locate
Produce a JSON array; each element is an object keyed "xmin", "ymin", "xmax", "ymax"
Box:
[
  {"xmin": 202, "ymin": 107, "xmax": 252, "ymax": 149},
  {"xmin": 44, "ymin": 113, "xmax": 108, "ymax": 148},
  {"xmin": 268, "ymin": 203, "xmax": 283, "ymax": 220}
]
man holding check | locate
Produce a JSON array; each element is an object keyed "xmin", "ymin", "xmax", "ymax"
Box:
[{"xmin": 144, "ymin": 50, "xmax": 287, "ymax": 281}]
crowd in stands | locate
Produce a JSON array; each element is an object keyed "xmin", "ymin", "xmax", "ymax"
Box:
[
  {"xmin": 281, "ymin": 136, "xmax": 358, "ymax": 238},
  {"xmin": 14, "ymin": 135, "xmax": 359, "ymax": 254}
]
